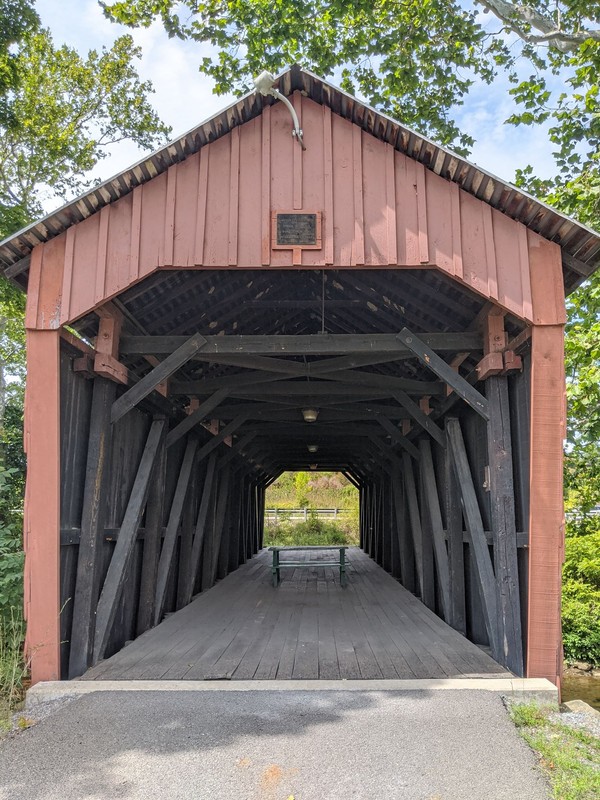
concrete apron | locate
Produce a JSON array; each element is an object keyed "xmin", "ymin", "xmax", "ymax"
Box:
[{"xmin": 27, "ymin": 678, "xmax": 559, "ymax": 709}]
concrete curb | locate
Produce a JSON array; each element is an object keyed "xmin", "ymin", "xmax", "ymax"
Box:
[{"xmin": 26, "ymin": 678, "xmax": 558, "ymax": 709}]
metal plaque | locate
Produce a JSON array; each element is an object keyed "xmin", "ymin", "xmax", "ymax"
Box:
[{"xmin": 276, "ymin": 213, "xmax": 318, "ymax": 246}]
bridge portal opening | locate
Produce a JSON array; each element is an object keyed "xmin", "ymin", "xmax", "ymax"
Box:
[{"xmin": 13, "ymin": 67, "xmax": 575, "ymax": 686}]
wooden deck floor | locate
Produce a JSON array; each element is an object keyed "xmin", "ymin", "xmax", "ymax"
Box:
[{"xmin": 82, "ymin": 548, "xmax": 509, "ymax": 681}]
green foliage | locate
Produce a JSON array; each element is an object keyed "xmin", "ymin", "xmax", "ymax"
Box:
[
  {"xmin": 508, "ymin": 701, "xmax": 600, "ymax": 800},
  {"xmin": 0, "ymin": 28, "xmax": 170, "ymax": 223},
  {"xmin": 267, "ymin": 471, "xmax": 359, "ymax": 512},
  {"xmin": 562, "ymin": 580, "xmax": 600, "ymax": 665},
  {"xmin": 0, "ymin": 608, "xmax": 26, "ymax": 723},
  {"xmin": 562, "ymin": 516, "xmax": 600, "ymax": 665},
  {"xmin": 0, "ymin": 465, "xmax": 24, "ymax": 622},
  {"xmin": 101, "ymin": 1, "xmax": 600, "ymax": 163},
  {"xmin": 264, "ymin": 512, "xmax": 359, "ymax": 547},
  {"xmin": 101, "ymin": 0, "xmax": 498, "ymax": 152},
  {"xmin": 0, "ymin": 1, "xmax": 39, "ymax": 99}
]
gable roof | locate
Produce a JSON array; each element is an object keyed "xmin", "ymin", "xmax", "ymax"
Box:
[{"xmin": 1, "ymin": 64, "xmax": 598, "ymax": 295}]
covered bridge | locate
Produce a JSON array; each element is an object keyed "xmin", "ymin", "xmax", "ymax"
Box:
[{"xmin": 2, "ymin": 67, "xmax": 599, "ymax": 688}]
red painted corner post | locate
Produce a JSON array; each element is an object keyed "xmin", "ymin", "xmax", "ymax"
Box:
[
  {"xmin": 526, "ymin": 232, "xmax": 567, "ymax": 688},
  {"xmin": 527, "ymin": 325, "xmax": 565, "ymax": 687},
  {"xmin": 23, "ymin": 329, "xmax": 61, "ymax": 684}
]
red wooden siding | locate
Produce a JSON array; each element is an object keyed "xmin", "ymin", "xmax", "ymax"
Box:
[{"xmin": 24, "ymin": 93, "xmax": 563, "ymax": 329}]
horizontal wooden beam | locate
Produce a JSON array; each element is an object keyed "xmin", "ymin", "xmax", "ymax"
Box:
[
  {"xmin": 59, "ymin": 527, "xmax": 528, "ymax": 548},
  {"xmin": 120, "ymin": 332, "xmax": 483, "ymax": 357},
  {"xmin": 562, "ymin": 252, "xmax": 595, "ymax": 278},
  {"xmin": 171, "ymin": 379, "xmax": 443, "ymax": 398}
]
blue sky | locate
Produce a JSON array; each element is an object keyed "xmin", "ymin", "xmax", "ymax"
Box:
[{"xmin": 36, "ymin": 0, "xmax": 558, "ymax": 196}]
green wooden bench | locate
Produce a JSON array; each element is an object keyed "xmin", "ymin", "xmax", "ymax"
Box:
[{"xmin": 269, "ymin": 545, "xmax": 348, "ymax": 588}]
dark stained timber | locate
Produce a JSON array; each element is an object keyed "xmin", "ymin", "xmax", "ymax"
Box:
[
  {"xmin": 419, "ymin": 440, "xmax": 451, "ymax": 621},
  {"xmin": 397, "ymin": 328, "xmax": 490, "ymax": 420},
  {"xmin": 93, "ymin": 418, "xmax": 167, "ymax": 662},
  {"xmin": 375, "ymin": 416, "xmax": 420, "ymax": 460},
  {"xmin": 153, "ymin": 438, "xmax": 198, "ymax": 625},
  {"xmin": 486, "ymin": 376, "xmax": 524, "ymax": 676},
  {"xmin": 136, "ymin": 419, "xmax": 167, "ymax": 636},
  {"xmin": 402, "ymin": 452, "xmax": 427, "ymax": 604},
  {"xmin": 120, "ymin": 332, "xmax": 483, "ymax": 357},
  {"xmin": 445, "ymin": 421, "xmax": 466, "ymax": 635},
  {"xmin": 179, "ymin": 452, "xmax": 218, "ymax": 608},
  {"xmin": 446, "ymin": 418, "xmax": 499, "ymax": 660},
  {"xmin": 392, "ymin": 390, "xmax": 445, "ymax": 445},
  {"xmin": 172, "ymin": 377, "xmax": 445, "ymax": 398},
  {"xmin": 217, "ymin": 432, "xmax": 258, "ymax": 470},
  {"xmin": 391, "ymin": 465, "xmax": 416, "ymax": 593},
  {"xmin": 195, "ymin": 415, "xmax": 249, "ymax": 462},
  {"xmin": 166, "ymin": 388, "xmax": 230, "ymax": 448},
  {"xmin": 210, "ymin": 464, "xmax": 232, "ymax": 586},
  {"xmin": 111, "ymin": 333, "xmax": 207, "ymax": 423},
  {"xmin": 68, "ymin": 377, "xmax": 117, "ymax": 678}
]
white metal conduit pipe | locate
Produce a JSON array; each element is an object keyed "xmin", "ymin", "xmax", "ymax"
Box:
[{"xmin": 254, "ymin": 70, "xmax": 306, "ymax": 150}]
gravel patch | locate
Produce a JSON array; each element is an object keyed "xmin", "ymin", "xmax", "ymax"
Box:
[
  {"xmin": 6, "ymin": 696, "xmax": 78, "ymax": 738},
  {"xmin": 552, "ymin": 708, "xmax": 600, "ymax": 739}
]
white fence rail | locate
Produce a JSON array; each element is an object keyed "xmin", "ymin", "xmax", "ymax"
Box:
[{"xmin": 265, "ymin": 508, "xmax": 353, "ymax": 522}]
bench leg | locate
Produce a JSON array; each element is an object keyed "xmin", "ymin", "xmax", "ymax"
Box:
[
  {"xmin": 340, "ymin": 548, "xmax": 347, "ymax": 588},
  {"xmin": 272, "ymin": 550, "xmax": 280, "ymax": 587}
]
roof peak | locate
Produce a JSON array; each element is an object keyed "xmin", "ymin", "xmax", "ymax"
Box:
[{"xmin": 1, "ymin": 65, "xmax": 598, "ymax": 292}]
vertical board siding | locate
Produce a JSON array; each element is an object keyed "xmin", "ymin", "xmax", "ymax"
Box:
[
  {"xmin": 139, "ymin": 170, "xmax": 167, "ymax": 276},
  {"xmin": 105, "ymin": 192, "xmax": 134, "ymax": 297},
  {"xmin": 173, "ymin": 150, "xmax": 200, "ymax": 267},
  {"xmin": 27, "ymin": 95, "xmax": 559, "ymax": 328},
  {"xmin": 238, "ymin": 119, "xmax": 263, "ymax": 267}
]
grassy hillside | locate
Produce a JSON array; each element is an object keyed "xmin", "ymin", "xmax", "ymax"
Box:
[{"xmin": 264, "ymin": 471, "xmax": 359, "ymax": 546}]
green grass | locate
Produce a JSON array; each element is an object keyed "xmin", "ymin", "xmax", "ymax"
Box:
[
  {"xmin": 263, "ymin": 513, "xmax": 359, "ymax": 547},
  {"xmin": 0, "ymin": 610, "xmax": 27, "ymax": 733},
  {"xmin": 509, "ymin": 702, "xmax": 600, "ymax": 800}
]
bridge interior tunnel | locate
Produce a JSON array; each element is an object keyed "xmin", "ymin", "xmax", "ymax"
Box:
[{"xmin": 59, "ymin": 267, "xmax": 531, "ymax": 680}]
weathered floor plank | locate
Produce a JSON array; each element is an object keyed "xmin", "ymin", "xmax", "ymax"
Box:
[{"xmin": 81, "ymin": 548, "xmax": 509, "ymax": 681}]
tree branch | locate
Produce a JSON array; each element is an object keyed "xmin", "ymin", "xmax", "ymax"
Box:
[{"xmin": 477, "ymin": 0, "xmax": 600, "ymax": 52}]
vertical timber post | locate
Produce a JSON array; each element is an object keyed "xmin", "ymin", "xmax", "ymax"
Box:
[
  {"xmin": 526, "ymin": 233, "xmax": 566, "ymax": 686},
  {"xmin": 24, "ymin": 329, "xmax": 61, "ymax": 684},
  {"xmin": 445, "ymin": 420, "xmax": 466, "ymax": 634},
  {"xmin": 68, "ymin": 377, "xmax": 117, "ymax": 677},
  {"xmin": 527, "ymin": 326, "xmax": 565, "ymax": 683}
]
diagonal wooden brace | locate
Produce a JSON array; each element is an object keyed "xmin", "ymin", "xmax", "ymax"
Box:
[
  {"xmin": 397, "ymin": 327, "xmax": 489, "ymax": 420},
  {"xmin": 111, "ymin": 333, "xmax": 207, "ymax": 423}
]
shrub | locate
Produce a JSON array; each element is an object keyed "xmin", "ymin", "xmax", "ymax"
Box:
[
  {"xmin": 0, "ymin": 609, "xmax": 26, "ymax": 714},
  {"xmin": 562, "ymin": 519, "xmax": 600, "ymax": 665},
  {"xmin": 263, "ymin": 512, "xmax": 359, "ymax": 547},
  {"xmin": 0, "ymin": 466, "xmax": 24, "ymax": 623},
  {"xmin": 562, "ymin": 579, "xmax": 600, "ymax": 665}
]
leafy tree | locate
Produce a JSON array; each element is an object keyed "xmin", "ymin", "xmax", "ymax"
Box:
[
  {"xmin": 101, "ymin": 1, "xmax": 600, "ymax": 160},
  {"xmin": 0, "ymin": 29, "xmax": 170, "ymax": 228},
  {"xmin": 0, "ymin": 2, "xmax": 170, "ymax": 621},
  {"xmin": 0, "ymin": 4, "xmax": 171, "ymax": 425}
]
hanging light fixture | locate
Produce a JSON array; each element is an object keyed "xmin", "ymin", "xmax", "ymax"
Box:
[
  {"xmin": 307, "ymin": 444, "xmax": 319, "ymax": 453},
  {"xmin": 302, "ymin": 407, "xmax": 319, "ymax": 423}
]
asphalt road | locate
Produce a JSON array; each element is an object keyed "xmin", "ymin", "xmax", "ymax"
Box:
[{"xmin": 0, "ymin": 689, "xmax": 549, "ymax": 799}]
